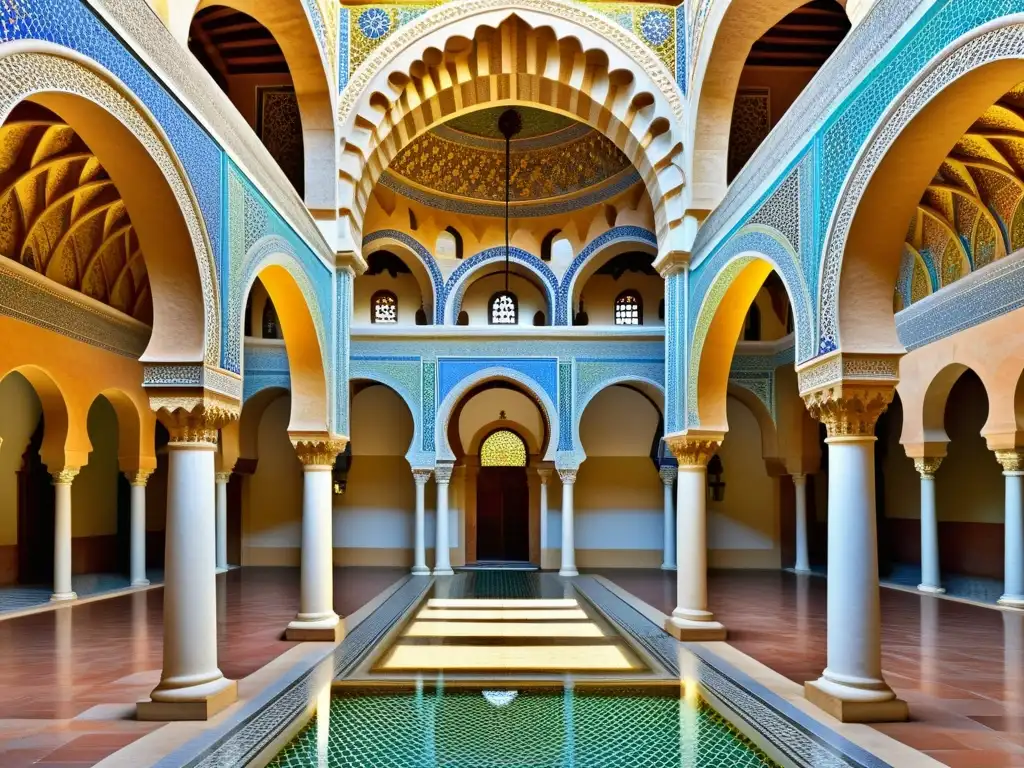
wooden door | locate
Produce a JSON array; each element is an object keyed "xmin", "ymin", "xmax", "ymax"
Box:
[{"xmin": 476, "ymin": 467, "xmax": 530, "ymax": 561}]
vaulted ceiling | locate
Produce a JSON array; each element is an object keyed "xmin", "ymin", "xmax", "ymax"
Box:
[
  {"xmin": 748, "ymin": 0, "xmax": 850, "ymax": 68},
  {"xmin": 0, "ymin": 103, "xmax": 152, "ymax": 324}
]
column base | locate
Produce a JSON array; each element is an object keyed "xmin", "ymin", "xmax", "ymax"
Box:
[
  {"xmin": 137, "ymin": 679, "xmax": 238, "ymax": 721},
  {"xmin": 130, "ymin": 579, "xmax": 151, "ymax": 588},
  {"xmin": 660, "ymin": 563, "xmax": 677, "ymax": 571},
  {"xmin": 917, "ymin": 583, "xmax": 945, "ymax": 594},
  {"xmin": 665, "ymin": 613, "xmax": 727, "ymax": 641},
  {"xmin": 804, "ymin": 679, "xmax": 908, "ymax": 723},
  {"xmin": 215, "ymin": 567, "xmax": 228, "ymax": 574},
  {"xmin": 998, "ymin": 594, "xmax": 1024, "ymax": 609},
  {"xmin": 558, "ymin": 567, "xmax": 578, "ymax": 577},
  {"xmin": 50, "ymin": 591, "xmax": 77, "ymax": 602},
  {"xmin": 793, "ymin": 566, "xmax": 812, "ymax": 574},
  {"xmin": 411, "ymin": 565, "xmax": 431, "ymax": 576},
  {"xmin": 285, "ymin": 614, "xmax": 344, "ymax": 642},
  {"xmin": 433, "ymin": 567, "xmax": 454, "ymax": 576}
]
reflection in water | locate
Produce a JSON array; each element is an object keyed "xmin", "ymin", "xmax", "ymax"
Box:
[
  {"xmin": 562, "ymin": 679, "xmax": 575, "ymax": 768},
  {"xmin": 1005, "ymin": 611, "xmax": 1024, "ymax": 733},
  {"xmin": 919, "ymin": 596, "xmax": 940, "ymax": 696},
  {"xmin": 131, "ymin": 589, "xmax": 149, "ymax": 672},
  {"xmin": 679, "ymin": 650, "xmax": 699, "ymax": 768},
  {"xmin": 55, "ymin": 606, "xmax": 72, "ymax": 688},
  {"xmin": 316, "ymin": 682, "xmax": 330, "ymax": 768},
  {"xmin": 795, "ymin": 573, "xmax": 809, "ymax": 653}
]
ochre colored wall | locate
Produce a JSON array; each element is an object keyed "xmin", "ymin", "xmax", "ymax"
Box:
[
  {"xmin": 72, "ymin": 396, "xmax": 120, "ymax": 539},
  {"xmin": 461, "ymin": 273, "xmax": 548, "ymax": 325},
  {"xmin": 354, "ymin": 272, "xmax": 424, "ymax": 327},
  {"xmin": 737, "ymin": 67, "xmax": 818, "ymax": 130},
  {"xmin": 577, "ymin": 272, "xmax": 664, "ymax": 327},
  {"xmin": 0, "ymin": 373, "xmax": 41, "ymax": 548}
]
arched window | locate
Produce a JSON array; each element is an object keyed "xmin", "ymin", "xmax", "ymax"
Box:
[
  {"xmin": 415, "ymin": 304, "xmax": 427, "ymax": 326},
  {"xmin": 614, "ymin": 290, "xmax": 642, "ymax": 325},
  {"xmin": 540, "ymin": 229, "xmax": 561, "ymax": 262},
  {"xmin": 743, "ymin": 303, "xmax": 761, "ymax": 341},
  {"xmin": 481, "ymin": 429, "xmax": 527, "ymax": 467},
  {"xmin": 533, "ymin": 310, "xmax": 546, "ymax": 327},
  {"xmin": 372, "ymin": 290, "xmax": 398, "ymax": 324},
  {"xmin": 445, "ymin": 226, "xmax": 464, "ymax": 260},
  {"xmin": 489, "ymin": 291, "xmax": 518, "ymax": 325},
  {"xmin": 262, "ymin": 299, "xmax": 279, "ymax": 338},
  {"xmin": 457, "ymin": 310, "xmax": 469, "ymax": 326}
]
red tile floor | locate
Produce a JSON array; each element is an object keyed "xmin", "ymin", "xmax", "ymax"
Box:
[
  {"xmin": 600, "ymin": 569, "xmax": 1024, "ymax": 768},
  {"xmin": 0, "ymin": 566, "xmax": 404, "ymax": 768}
]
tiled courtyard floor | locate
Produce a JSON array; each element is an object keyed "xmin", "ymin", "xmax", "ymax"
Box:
[{"xmin": 601, "ymin": 568, "xmax": 1024, "ymax": 768}]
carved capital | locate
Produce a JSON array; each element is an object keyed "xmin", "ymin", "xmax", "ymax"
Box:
[
  {"xmin": 665, "ymin": 435, "xmax": 721, "ymax": 467},
  {"xmin": 434, "ymin": 463, "xmax": 454, "ymax": 484},
  {"xmin": 653, "ymin": 249, "xmax": 690, "ymax": 278},
  {"xmin": 335, "ymin": 249, "xmax": 368, "ymax": 277},
  {"xmin": 293, "ymin": 438, "xmax": 347, "ymax": 467},
  {"xmin": 412, "ymin": 468, "xmax": 433, "ymax": 485},
  {"xmin": 215, "ymin": 471, "xmax": 232, "ymax": 483},
  {"xmin": 557, "ymin": 468, "xmax": 578, "ymax": 485},
  {"xmin": 536, "ymin": 467, "xmax": 553, "ymax": 484},
  {"xmin": 52, "ymin": 468, "xmax": 79, "ymax": 485},
  {"xmin": 996, "ymin": 450, "xmax": 1024, "ymax": 474},
  {"xmin": 151, "ymin": 392, "xmax": 239, "ymax": 445},
  {"xmin": 913, "ymin": 457, "xmax": 943, "ymax": 478},
  {"xmin": 659, "ymin": 465, "xmax": 678, "ymax": 484},
  {"xmin": 802, "ymin": 385, "xmax": 893, "ymax": 438},
  {"xmin": 125, "ymin": 469, "xmax": 153, "ymax": 487}
]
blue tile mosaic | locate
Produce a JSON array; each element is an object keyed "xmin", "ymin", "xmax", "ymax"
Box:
[
  {"xmin": 437, "ymin": 357, "xmax": 558, "ymax": 407},
  {"xmin": 445, "ymin": 247, "xmax": 559, "ymax": 324}
]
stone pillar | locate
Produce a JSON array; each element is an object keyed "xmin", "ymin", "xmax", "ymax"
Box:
[
  {"xmin": 50, "ymin": 468, "xmax": 79, "ymax": 602},
  {"xmin": 138, "ymin": 401, "xmax": 237, "ymax": 721},
  {"xmin": 538, "ymin": 468, "xmax": 552, "ymax": 569},
  {"xmin": 996, "ymin": 450, "xmax": 1024, "ymax": 608},
  {"xmin": 793, "ymin": 473, "xmax": 811, "ymax": 573},
  {"xmin": 664, "ymin": 436, "xmax": 725, "ymax": 640},
  {"xmin": 214, "ymin": 471, "xmax": 230, "ymax": 573},
  {"xmin": 287, "ymin": 438, "xmax": 345, "ymax": 641},
  {"xmin": 915, "ymin": 458, "xmax": 944, "ymax": 594},
  {"xmin": 802, "ymin": 384, "xmax": 908, "ymax": 723},
  {"xmin": 434, "ymin": 463, "xmax": 454, "ymax": 575},
  {"xmin": 412, "ymin": 469, "xmax": 432, "ymax": 575},
  {"xmin": 660, "ymin": 465, "xmax": 677, "ymax": 570},
  {"xmin": 126, "ymin": 470, "xmax": 153, "ymax": 587},
  {"xmin": 558, "ymin": 469, "xmax": 578, "ymax": 577}
]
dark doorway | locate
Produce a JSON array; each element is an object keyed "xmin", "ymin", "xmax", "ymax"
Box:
[
  {"xmin": 476, "ymin": 466, "xmax": 530, "ymax": 561},
  {"xmin": 17, "ymin": 416, "xmax": 54, "ymax": 584}
]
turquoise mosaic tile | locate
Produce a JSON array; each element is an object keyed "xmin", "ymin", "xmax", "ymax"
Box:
[{"xmin": 268, "ymin": 690, "xmax": 777, "ymax": 768}]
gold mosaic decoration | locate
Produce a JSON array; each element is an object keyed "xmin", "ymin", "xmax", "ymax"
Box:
[
  {"xmin": 0, "ymin": 105, "xmax": 152, "ymax": 323},
  {"xmin": 480, "ymin": 429, "xmax": 527, "ymax": 467},
  {"xmin": 901, "ymin": 86, "xmax": 1024, "ymax": 308},
  {"xmin": 385, "ymin": 118, "xmax": 634, "ymax": 207}
]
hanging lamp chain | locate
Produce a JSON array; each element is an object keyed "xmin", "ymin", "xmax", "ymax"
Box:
[{"xmin": 497, "ymin": 109, "xmax": 522, "ymax": 294}]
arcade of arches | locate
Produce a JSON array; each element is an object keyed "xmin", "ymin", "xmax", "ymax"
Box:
[{"xmin": 2, "ymin": 0, "xmax": 1024, "ymax": 766}]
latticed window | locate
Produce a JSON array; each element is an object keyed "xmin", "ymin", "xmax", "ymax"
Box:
[
  {"xmin": 489, "ymin": 291, "xmax": 518, "ymax": 325},
  {"xmin": 372, "ymin": 290, "xmax": 397, "ymax": 323},
  {"xmin": 614, "ymin": 290, "xmax": 642, "ymax": 325},
  {"xmin": 481, "ymin": 429, "xmax": 527, "ymax": 467}
]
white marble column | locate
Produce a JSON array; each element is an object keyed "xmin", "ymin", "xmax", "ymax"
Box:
[
  {"xmin": 793, "ymin": 473, "xmax": 811, "ymax": 573},
  {"xmin": 126, "ymin": 470, "xmax": 153, "ymax": 587},
  {"xmin": 538, "ymin": 468, "xmax": 552, "ymax": 569},
  {"xmin": 558, "ymin": 469, "xmax": 578, "ymax": 577},
  {"xmin": 412, "ymin": 469, "xmax": 432, "ymax": 575},
  {"xmin": 214, "ymin": 471, "xmax": 230, "ymax": 573},
  {"xmin": 664, "ymin": 437, "xmax": 725, "ymax": 640},
  {"xmin": 434, "ymin": 463, "xmax": 454, "ymax": 575},
  {"xmin": 996, "ymin": 450, "xmax": 1024, "ymax": 608},
  {"xmin": 139, "ymin": 409, "xmax": 236, "ymax": 720},
  {"xmin": 287, "ymin": 439, "xmax": 345, "ymax": 641},
  {"xmin": 803, "ymin": 388, "xmax": 907, "ymax": 723},
  {"xmin": 660, "ymin": 465, "xmax": 677, "ymax": 570},
  {"xmin": 915, "ymin": 458, "xmax": 944, "ymax": 594},
  {"xmin": 50, "ymin": 468, "xmax": 78, "ymax": 602}
]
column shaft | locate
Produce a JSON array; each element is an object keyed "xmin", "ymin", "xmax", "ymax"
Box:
[
  {"xmin": 215, "ymin": 472, "xmax": 229, "ymax": 573},
  {"xmin": 128, "ymin": 471, "xmax": 152, "ymax": 587},
  {"xmin": 51, "ymin": 470, "xmax": 78, "ymax": 602},
  {"xmin": 916, "ymin": 459, "xmax": 943, "ymax": 593},
  {"xmin": 538, "ymin": 470, "xmax": 551, "ymax": 568},
  {"xmin": 1000, "ymin": 467, "xmax": 1024, "ymax": 607},
  {"xmin": 412, "ymin": 470, "xmax": 430, "ymax": 575},
  {"xmin": 140, "ymin": 439, "xmax": 235, "ymax": 719},
  {"xmin": 287, "ymin": 464, "xmax": 341, "ymax": 640},
  {"xmin": 434, "ymin": 465, "xmax": 453, "ymax": 575},
  {"xmin": 559, "ymin": 470, "xmax": 577, "ymax": 577},
  {"xmin": 660, "ymin": 467, "xmax": 677, "ymax": 570},
  {"xmin": 793, "ymin": 474, "xmax": 810, "ymax": 573}
]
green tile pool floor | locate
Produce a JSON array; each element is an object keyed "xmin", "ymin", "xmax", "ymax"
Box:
[{"xmin": 268, "ymin": 689, "xmax": 778, "ymax": 767}]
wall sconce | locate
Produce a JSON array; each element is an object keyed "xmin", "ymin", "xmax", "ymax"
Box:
[{"xmin": 707, "ymin": 455, "xmax": 725, "ymax": 503}]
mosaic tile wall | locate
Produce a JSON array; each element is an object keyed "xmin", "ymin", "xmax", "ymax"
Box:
[{"xmin": 339, "ymin": 2, "xmax": 686, "ymax": 95}]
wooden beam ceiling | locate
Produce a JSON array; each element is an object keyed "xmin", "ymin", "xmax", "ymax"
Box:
[
  {"xmin": 747, "ymin": 0, "xmax": 850, "ymax": 68},
  {"xmin": 187, "ymin": 5, "xmax": 290, "ymax": 80}
]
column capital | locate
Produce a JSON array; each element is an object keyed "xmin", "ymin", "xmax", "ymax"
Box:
[
  {"xmin": 665, "ymin": 433, "xmax": 722, "ymax": 467},
  {"xmin": 434, "ymin": 463, "xmax": 454, "ymax": 484},
  {"xmin": 292, "ymin": 436, "xmax": 347, "ymax": 467},
  {"xmin": 412, "ymin": 468, "xmax": 433, "ymax": 485},
  {"xmin": 152, "ymin": 392, "xmax": 240, "ymax": 445},
  {"xmin": 995, "ymin": 449, "xmax": 1024, "ymax": 474},
  {"xmin": 125, "ymin": 469, "xmax": 153, "ymax": 487},
  {"xmin": 802, "ymin": 384, "xmax": 894, "ymax": 438},
  {"xmin": 791, "ymin": 472, "xmax": 807, "ymax": 484},
  {"xmin": 557, "ymin": 468, "xmax": 577, "ymax": 485},
  {"xmin": 536, "ymin": 467, "xmax": 553, "ymax": 484},
  {"xmin": 653, "ymin": 249, "xmax": 691, "ymax": 278},
  {"xmin": 335, "ymin": 249, "xmax": 368, "ymax": 277},
  {"xmin": 913, "ymin": 457, "xmax": 943, "ymax": 478},
  {"xmin": 214, "ymin": 471, "xmax": 232, "ymax": 483},
  {"xmin": 659, "ymin": 465, "xmax": 678, "ymax": 484},
  {"xmin": 51, "ymin": 468, "xmax": 79, "ymax": 485}
]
